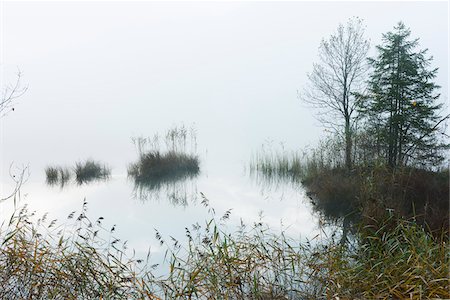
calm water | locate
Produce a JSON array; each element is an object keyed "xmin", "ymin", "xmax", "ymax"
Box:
[{"xmin": 0, "ymin": 1, "xmax": 412, "ymax": 272}]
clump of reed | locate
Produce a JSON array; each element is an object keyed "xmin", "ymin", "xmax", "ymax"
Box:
[
  {"xmin": 74, "ymin": 160, "xmax": 111, "ymax": 185},
  {"xmin": 249, "ymin": 138, "xmax": 343, "ymax": 187},
  {"xmin": 45, "ymin": 166, "xmax": 72, "ymax": 187},
  {"xmin": 249, "ymin": 143, "xmax": 304, "ymax": 187},
  {"xmin": 158, "ymin": 209, "xmax": 308, "ymax": 298},
  {"xmin": 129, "ymin": 151, "xmax": 199, "ymax": 184},
  {"xmin": 45, "ymin": 160, "xmax": 110, "ymax": 187},
  {"xmin": 128, "ymin": 125, "xmax": 200, "ymax": 202}
]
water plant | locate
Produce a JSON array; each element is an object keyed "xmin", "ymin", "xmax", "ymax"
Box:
[
  {"xmin": 0, "ymin": 201, "xmax": 156, "ymax": 299},
  {"xmin": 129, "ymin": 151, "xmax": 199, "ymax": 184},
  {"xmin": 45, "ymin": 166, "xmax": 72, "ymax": 188},
  {"xmin": 74, "ymin": 160, "xmax": 111, "ymax": 185},
  {"xmin": 250, "ymin": 138, "xmax": 449, "ymax": 238},
  {"xmin": 128, "ymin": 125, "xmax": 200, "ymax": 203},
  {"xmin": 0, "ymin": 193, "xmax": 448, "ymax": 299},
  {"xmin": 45, "ymin": 166, "xmax": 59, "ymax": 185}
]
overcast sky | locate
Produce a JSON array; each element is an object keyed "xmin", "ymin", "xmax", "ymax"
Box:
[{"xmin": 1, "ymin": 1, "xmax": 448, "ymax": 176}]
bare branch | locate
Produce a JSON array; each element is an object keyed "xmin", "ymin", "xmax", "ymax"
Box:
[{"xmin": 1, "ymin": 71, "xmax": 28, "ymax": 117}]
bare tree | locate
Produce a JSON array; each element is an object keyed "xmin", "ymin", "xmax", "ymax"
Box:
[
  {"xmin": 301, "ymin": 17, "xmax": 369, "ymax": 170},
  {"xmin": 1, "ymin": 71, "xmax": 27, "ymax": 117}
]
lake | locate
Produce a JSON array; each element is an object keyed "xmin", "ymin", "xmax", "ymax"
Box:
[
  {"xmin": 1, "ymin": 136, "xmax": 324, "ymax": 275},
  {"xmin": 3, "ymin": 1, "xmax": 445, "ymax": 277}
]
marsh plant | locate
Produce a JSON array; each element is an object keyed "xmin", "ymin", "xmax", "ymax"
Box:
[
  {"xmin": 45, "ymin": 166, "xmax": 72, "ymax": 188},
  {"xmin": 0, "ymin": 201, "xmax": 156, "ymax": 299},
  {"xmin": 155, "ymin": 196, "xmax": 449, "ymax": 299},
  {"xmin": 45, "ymin": 160, "xmax": 110, "ymax": 187},
  {"xmin": 249, "ymin": 138, "xmax": 344, "ymax": 187},
  {"xmin": 74, "ymin": 160, "xmax": 111, "ymax": 185},
  {"xmin": 249, "ymin": 142, "xmax": 304, "ymax": 188},
  {"xmin": 250, "ymin": 137, "xmax": 449, "ymax": 239},
  {"xmin": 128, "ymin": 125, "xmax": 200, "ymax": 203},
  {"xmin": 0, "ymin": 193, "xmax": 448, "ymax": 299}
]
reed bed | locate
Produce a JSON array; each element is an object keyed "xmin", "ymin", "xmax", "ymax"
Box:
[
  {"xmin": 74, "ymin": 160, "xmax": 111, "ymax": 185},
  {"xmin": 249, "ymin": 147, "xmax": 304, "ymax": 186},
  {"xmin": 45, "ymin": 166, "xmax": 59, "ymax": 185},
  {"xmin": 249, "ymin": 138, "xmax": 342, "ymax": 187},
  {"xmin": 0, "ymin": 201, "xmax": 156, "ymax": 299},
  {"xmin": 128, "ymin": 151, "xmax": 199, "ymax": 184},
  {"xmin": 45, "ymin": 166, "xmax": 72, "ymax": 188},
  {"xmin": 45, "ymin": 161, "xmax": 110, "ymax": 187},
  {"xmin": 250, "ymin": 140, "xmax": 449, "ymax": 237},
  {"xmin": 0, "ymin": 195, "xmax": 448, "ymax": 299},
  {"xmin": 128, "ymin": 125, "xmax": 200, "ymax": 203}
]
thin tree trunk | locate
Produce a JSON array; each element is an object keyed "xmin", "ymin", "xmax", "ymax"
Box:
[{"xmin": 345, "ymin": 117, "xmax": 352, "ymax": 171}]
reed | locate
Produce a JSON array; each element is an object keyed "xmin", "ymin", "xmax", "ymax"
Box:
[
  {"xmin": 250, "ymin": 139, "xmax": 449, "ymax": 237},
  {"xmin": 1, "ymin": 196, "xmax": 448, "ymax": 299},
  {"xmin": 128, "ymin": 125, "xmax": 200, "ymax": 203},
  {"xmin": 45, "ymin": 166, "xmax": 72, "ymax": 188},
  {"xmin": 129, "ymin": 151, "xmax": 199, "ymax": 184},
  {"xmin": 45, "ymin": 166, "xmax": 59, "ymax": 185},
  {"xmin": 74, "ymin": 160, "xmax": 111, "ymax": 185},
  {"xmin": 0, "ymin": 201, "xmax": 157, "ymax": 299}
]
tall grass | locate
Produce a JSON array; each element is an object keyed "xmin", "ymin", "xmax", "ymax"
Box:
[
  {"xmin": 249, "ymin": 138, "xmax": 343, "ymax": 186},
  {"xmin": 45, "ymin": 166, "xmax": 72, "ymax": 188},
  {"xmin": 74, "ymin": 160, "xmax": 111, "ymax": 185},
  {"xmin": 1, "ymin": 195, "xmax": 448, "ymax": 299},
  {"xmin": 249, "ymin": 145, "xmax": 304, "ymax": 187},
  {"xmin": 45, "ymin": 161, "xmax": 110, "ymax": 187},
  {"xmin": 158, "ymin": 199, "xmax": 449, "ymax": 299},
  {"xmin": 128, "ymin": 151, "xmax": 199, "ymax": 184},
  {"xmin": 128, "ymin": 125, "xmax": 200, "ymax": 203},
  {"xmin": 250, "ymin": 139, "xmax": 449, "ymax": 237},
  {"xmin": 0, "ymin": 201, "xmax": 156, "ymax": 299}
]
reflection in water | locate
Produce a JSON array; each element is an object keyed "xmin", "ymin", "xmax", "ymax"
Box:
[
  {"xmin": 248, "ymin": 147, "xmax": 351, "ymax": 244},
  {"xmin": 130, "ymin": 172, "xmax": 199, "ymax": 206}
]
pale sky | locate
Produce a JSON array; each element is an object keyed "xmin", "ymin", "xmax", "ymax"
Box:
[{"xmin": 1, "ymin": 1, "xmax": 448, "ymax": 175}]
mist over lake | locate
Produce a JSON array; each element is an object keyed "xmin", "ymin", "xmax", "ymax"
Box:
[{"xmin": 0, "ymin": 1, "xmax": 448, "ymax": 298}]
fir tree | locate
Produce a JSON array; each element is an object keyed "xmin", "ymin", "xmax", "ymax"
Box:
[{"xmin": 362, "ymin": 22, "xmax": 448, "ymax": 168}]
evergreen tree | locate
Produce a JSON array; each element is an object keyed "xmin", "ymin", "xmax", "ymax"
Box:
[{"xmin": 362, "ymin": 22, "xmax": 448, "ymax": 168}]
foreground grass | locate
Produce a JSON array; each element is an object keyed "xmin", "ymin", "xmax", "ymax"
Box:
[
  {"xmin": 0, "ymin": 202, "xmax": 152, "ymax": 299},
  {"xmin": 0, "ymin": 195, "xmax": 448, "ymax": 299}
]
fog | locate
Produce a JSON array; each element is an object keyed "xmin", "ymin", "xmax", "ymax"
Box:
[{"xmin": 0, "ymin": 1, "xmax": 448, "ymax": 263}]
